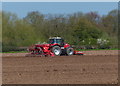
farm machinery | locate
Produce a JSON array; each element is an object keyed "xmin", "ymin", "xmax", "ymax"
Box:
[{"xmin": 26, "ymin": 37, "xmax": 84, "ymax": 57}]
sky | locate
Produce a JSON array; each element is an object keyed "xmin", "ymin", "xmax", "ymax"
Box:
[{"xmin": 2, "ymin": 2, "xmax": 118, "ymax": 18}]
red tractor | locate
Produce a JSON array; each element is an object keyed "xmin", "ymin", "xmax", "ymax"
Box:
[{"xmin": 26, "ymin": 37, "xmax": 83, "ymax": 57}]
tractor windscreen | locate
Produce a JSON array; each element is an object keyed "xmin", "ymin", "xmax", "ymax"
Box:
[{"xmin": 49, "ymin": 39, "xmax": 62, "ymax": 44}]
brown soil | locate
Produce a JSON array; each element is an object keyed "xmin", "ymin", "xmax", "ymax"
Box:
[
  {"xmin": 2, "ymin": 54, "xmax": 118, "ymax": 84},
  {"xmin": 2, "ymin": 50, "xmax": 118, "ymax": 57}
]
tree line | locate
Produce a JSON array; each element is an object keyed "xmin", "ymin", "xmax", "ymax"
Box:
[{"xmin": 2, "ymin": 10, "xmax": 118, "ymax": 52}]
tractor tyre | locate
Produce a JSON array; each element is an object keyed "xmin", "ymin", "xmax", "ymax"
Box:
[
  {"xmin": 66, "ymin": 47, "xmax": 74, "ymax": 56},
  {"xmin": 52, "ymin": 46, "xmax": 62, "ymax": 56}
]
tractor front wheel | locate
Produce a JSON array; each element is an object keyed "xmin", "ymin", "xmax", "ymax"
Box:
[
  {"xmin": 52, "ymin": 46, "xmax": 62, "ymax": 56},
  {"xmin": 66, "ymin": 47, "xmax": 74, "ymax": 56}
]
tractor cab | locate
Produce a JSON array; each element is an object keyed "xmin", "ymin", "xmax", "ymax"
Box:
[{"xmin": 49, "ymin": 37, "xmax": 64, "ymax": 46}]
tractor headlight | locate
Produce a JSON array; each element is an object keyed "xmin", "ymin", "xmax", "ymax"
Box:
[{"xmin": 44, "ymin": 47, "xmax": 46, "ymax": 49}]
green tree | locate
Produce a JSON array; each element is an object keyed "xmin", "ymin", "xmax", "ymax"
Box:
[{"xmin": 72, "ymin": 18, "xmax": 102, "ymax": 46}]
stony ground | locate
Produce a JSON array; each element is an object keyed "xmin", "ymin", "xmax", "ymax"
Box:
[{"xmin": 2, "ymin": 50, "xmax": 118, "ymax": 84}]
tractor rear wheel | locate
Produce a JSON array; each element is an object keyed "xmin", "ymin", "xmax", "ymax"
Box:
[
  {"xmin": 52, "ymin": 46, "xmax": 62, "ymax": 56},
  {"xmin": 66, "ymin": 47, "xmax": 74, "ymax": 56}
]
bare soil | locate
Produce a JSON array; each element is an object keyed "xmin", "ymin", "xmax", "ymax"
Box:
[
  {"xmin": 2, "ymin": 50, "xmax": 118, "ymax": 84},
  {"xmin": 2, "ymin": 50, "xmax": 118, "ymax": 57}
]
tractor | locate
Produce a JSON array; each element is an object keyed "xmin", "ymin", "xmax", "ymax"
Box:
[{"xmin": 26, "ymin": 37, "xmax": 83, "ymax": 57}]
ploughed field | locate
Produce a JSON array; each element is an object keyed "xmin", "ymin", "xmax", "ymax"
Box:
[{"xmin": 2, "ymin": 50, "xmax": 118, "ymax": 84}]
